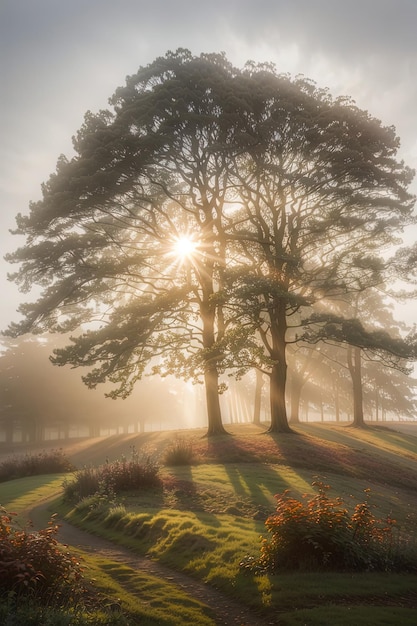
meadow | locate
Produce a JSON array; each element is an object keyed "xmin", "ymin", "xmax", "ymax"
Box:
[{"xmin": 1, "ymin": 422, "xmax": 417, "ymax": 625}]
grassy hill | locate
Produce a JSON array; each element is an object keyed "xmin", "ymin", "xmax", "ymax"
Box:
[{"xmin": 1, "ymin": 421, "xmax": 417, "ymax": 625}]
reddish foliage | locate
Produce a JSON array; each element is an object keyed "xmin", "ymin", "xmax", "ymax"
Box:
[
  {"xmin": 255, "ymin": 481, "xmax": 408, "ymax": 572},
  {"xmin": 0, "ymin": 506, "xmax": 86, "ymax": 604}
]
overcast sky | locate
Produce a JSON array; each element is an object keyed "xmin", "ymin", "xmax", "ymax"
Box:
[{"xmin": 1, "ymin": 0, "xmax": 416, "ymax": 332}]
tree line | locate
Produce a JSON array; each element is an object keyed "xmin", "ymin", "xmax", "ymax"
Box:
[{"xmin": 4, "ymin": 50, "xmax": 417, "ymax": 436}]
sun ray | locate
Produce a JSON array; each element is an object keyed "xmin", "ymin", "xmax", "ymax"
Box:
[{"xmin": 173, "ymin": 235, "xmax": 197, "ymax": 260}]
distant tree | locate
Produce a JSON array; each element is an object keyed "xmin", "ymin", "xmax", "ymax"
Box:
[
  {"xmin": 0, "ymin": 334, "xmax": 198, "ymax": 441},
  {"xmin": 5, "ymin": 50, "xmax": 415, "ymax": 437},
  {"xmin": 0, "ymin": 336, "xmax": 50, "ymax": 442},
  {"xmin": 363, "ymin": 359, "xmax": 417, "ymax": 421},
  {"xmin": 0, "ymin": 336, "xmax": 116, "ymax": 441},
  {"xmin": 286, "ymin": 344, "xmax": 323, "ymax": 423},
  {"xmin": 303, "ymin": 290, "xmax": 415, "ymax": 427}
]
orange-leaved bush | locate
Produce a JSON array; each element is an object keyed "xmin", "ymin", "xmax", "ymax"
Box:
[{"xmin": 245, "ymin": 480, "xmax": 415, "ymax": 573}]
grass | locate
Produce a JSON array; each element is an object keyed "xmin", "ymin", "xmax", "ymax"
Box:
[
  {"xmin": 74, "ymin": 552, "xmax": 217, "ymax": 626},
  {"xmin": 0, "ymin": 473, "xmax": 66, "ymax": 526},
  {"xmin": 1, "ymin": 422, "xmax": 417, "ymax": 624},
  {"xmin": 0, "ymin": 478, "xmax": 216, "ymax": 625}
]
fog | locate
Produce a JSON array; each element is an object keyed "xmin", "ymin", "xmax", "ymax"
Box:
[
  {"xmin": 0, "ymin": 333, "xmax": 414, "ymax": 445},
  {"xmin": 0, "ymin": 335, "xmax": 261, "ymax": 442}
]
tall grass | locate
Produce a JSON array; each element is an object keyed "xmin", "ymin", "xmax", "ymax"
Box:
[
  {"xmin": 0, "ymin": 449, "xmax": 75, "ymax": 482},
  {"xmin": 63, "ymin": 448, "xmax": 161, "ymax": 501}
]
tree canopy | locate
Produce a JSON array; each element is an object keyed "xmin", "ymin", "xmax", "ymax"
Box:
[{"xmin": 5, "ymin": 49, "xmax": 416, "ymax": 435}]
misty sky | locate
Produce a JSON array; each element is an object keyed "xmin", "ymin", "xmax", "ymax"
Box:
[{"xmin": 1, "ymin": 0, "xmax": 416, "ymax": 332}]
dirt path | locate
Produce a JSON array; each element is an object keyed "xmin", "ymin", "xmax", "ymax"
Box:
[{"xmin": 29, "ymin": 501, "xmax": 274, "ymax": 626}]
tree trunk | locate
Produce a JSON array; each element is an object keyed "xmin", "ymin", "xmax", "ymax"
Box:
[
  {"xmin": 347, "ymin": 345, "xmax": 365, "ymax": 427},
  {"xmin": 268, "ymin": 301, "xmax": 291, "ymax": 433},
  {"xmin": 253, "ymin": 369, "xmax": 264, "ymax": 425},
  {"xmin": 269, "ymin": 361, "xmax": 291, "ymax": 432},
  {"xmin": 204, "ymin": 365, "xmax": 227, "ymax": 435},
  {"xmin": 289, "ymin": 377, "xmax": 302, "ymax": 424},
  {"xmin": 320, "ymin": 395, "xmax": 324, "ymax": 422},
  {"xmin": 200, "ymin": 251, "xmax": 227, "ymax": 436},
  {"xmin": 334, "ymin": 384, "xmax": 340, "ymax": 422}
]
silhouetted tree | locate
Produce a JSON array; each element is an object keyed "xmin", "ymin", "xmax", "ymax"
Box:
[
  {"xmin": 7, "ymin": 50, "xmax": 258, "ymax": 436},
  {"xmin": 5, "ymin": 50, "xmax": 415, "ymax": 436},
  {"xmin": 228, "ymin": 73, "xmax": 414, "ymax": 431}
]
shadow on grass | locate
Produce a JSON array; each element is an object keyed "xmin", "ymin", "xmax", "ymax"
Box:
[
  {"xmin": 68, "ymin": 431, "xmax": 174, "ymax": 467},
  {"xmin": 191, "ymin": 426, "xmax": 417, "ymax": 493}
]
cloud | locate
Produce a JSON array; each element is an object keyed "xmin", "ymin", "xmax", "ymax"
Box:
[{"xmin": 0, "ymin": 0, "xmax": 416, "ymax": 329}]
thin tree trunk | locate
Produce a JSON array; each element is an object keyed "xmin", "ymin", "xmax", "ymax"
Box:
[
  {"xmin": 253, "ymin": 369, "xmax": 264, "ymax": 425},
  {"xmin": 335, "ymin": 386, "xmax": 340, "ymax": 422},
  {"xmin": 289, "ymin": 377, "xmax": 302, "ymax": 424},
  {"xmin": 347, "ymin": 345, "xmax": 365, "ymax": 427}
]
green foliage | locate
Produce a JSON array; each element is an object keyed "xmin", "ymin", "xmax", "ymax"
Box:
[
  {"xmin": 252, "ymin": 480, "xmax": 417, "ymax": 573},
  {"xmin": 302, "ymin": 312, "xmax": 414, "ymax": 370},
  {"xmin": 63, "ymin": 448, "xmax": 161, "ymax": 501},
  {"xmin": 0, "ymin": 449, "xmax": 75, "ymax": 483},
  {"xmin": 163, "ymin": 437, "xmax": 197, "ymax": 466}
]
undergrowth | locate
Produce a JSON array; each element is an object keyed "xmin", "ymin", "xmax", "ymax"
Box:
[
  {"xmin": 241, "ymin": 479, "xmax": 417, "ymax": 574},
  {"xmin": 63, "ymin": 447, "xmax": 161, "ymax": 501},
  {"xmin": 163, "ymin": 437, "xmax": 197, "ymax": 466},
  {"xmin": 0, "ymin": 448, "xmax": 75, "ymax": 482},
  {"xmin": 0, "ymin": 506, "xmax": 130, "ymax": 624}
]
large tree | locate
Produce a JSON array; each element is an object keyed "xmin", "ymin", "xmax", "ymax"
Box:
[
  {"xmin": 5, "ymin": 50, "xmax": 415, "ymax": 436},
  {"xmin": 227, "ymin": 74, "xmax": 415, "ymax": 432},
  {"xmin": 6, "ymin": 50, "xmax": 259, "ymax": 436}
]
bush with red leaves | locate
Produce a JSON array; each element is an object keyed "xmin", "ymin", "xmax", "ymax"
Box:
[{"xmin": 0, "ymin": 506, "xmax": 86, "ymax": 605}]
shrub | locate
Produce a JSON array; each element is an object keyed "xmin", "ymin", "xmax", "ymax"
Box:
[
  {"xmin": 0, "ymin": 449, "xmax": 75, "ymax": 482},
  {"xmin": 0, "ymin": 507, "xmax": 131, "ymax": 623},
  {"xmin": 247, "ymin": 480, "xmax": 417, "ymax": 573},
  {"xmin": 0, "ymin": 506, "xmax": 86, "ymax": 605},
  {"xmin": 163, "ymin": 437, "xmax": 197, "ymax": 466},
  {"xmin": 63, "ymin": 448, "xmax": 161, "ymax": 502}
]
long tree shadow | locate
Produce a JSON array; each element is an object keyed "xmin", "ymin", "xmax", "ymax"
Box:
[
  {"xmin": 193, "ymin": 424, "xmax": 417, "ymax": 495},
  {"xmin": 193, "ymin": 432, "xmax": 313, "ymax": 513}
]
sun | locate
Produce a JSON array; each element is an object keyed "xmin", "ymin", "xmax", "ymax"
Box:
[{"xmin": 173, "ymin": 235, "xmax": 197, "ymax": 260}]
